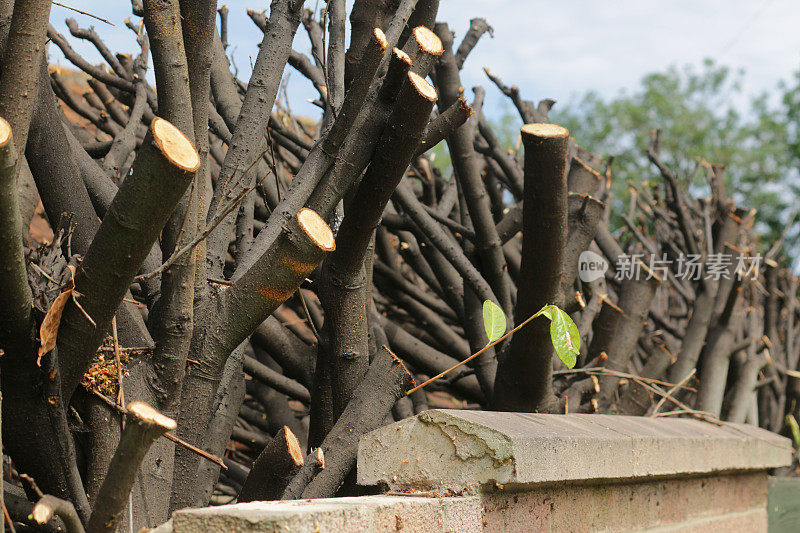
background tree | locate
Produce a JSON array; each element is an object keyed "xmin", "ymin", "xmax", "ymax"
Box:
[{"xmin": 552, "ymin": 59, "xmax": 800, "ymax": 257}]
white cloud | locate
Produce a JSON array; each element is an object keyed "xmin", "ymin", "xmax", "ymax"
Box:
[{"xmin": 49, "ymin": 1, "xmax": 800, "ymax": 118}]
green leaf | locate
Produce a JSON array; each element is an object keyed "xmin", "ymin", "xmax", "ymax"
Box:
[
  {"xmin": 786, "ymin": 414, "xmax": 800, "ymax": 448},
  {"xmin": 533, "ymin": 305, "xmax": 580, "ymax": 369},
  {"xmin": 482, "ymin": 300, "xmax": 506, "ymax": 344}
]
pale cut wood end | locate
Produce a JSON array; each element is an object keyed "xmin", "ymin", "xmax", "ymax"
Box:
[
  {"xmin": 297, "ymin": 208, "xmax": 335, "ymax": 252},
  {"xmin": 408, "ymin": 72, "xmax": 438, "ymax": 102},
  {"xmin": 393, "ymin": 47, "xmax": 411, "ymax": 65},
  {"xmin": 283, "ymin": 425, "xmax": 304, "ymax": 465},
  {"xmin": 128, "ymin": 401, "xmax": 178, "ymax": 430},
  {"xmin": 314, "ymin": 447, "xmax": 325, "ymax": 468},
  {"xmin": 151, "ymin": 117, "xmax": 201, "ymax": 173},
  {"xmin": 30, "ymin": 502, "xmax": 53, "ymax": 524},
  {"xmin": 0, "ymin": 116, "xmax": 11, "ymax": 147},
  {"xmin": 373, "ymin": 28, "xmax": 388, "ymax": 51},
  {"xmin": 413, "ymin": 26, "xmax": 443, "ymax": 56},
  {"xmin": 521, "ymin": 123, "xmax": 570, "ymax": 138}
]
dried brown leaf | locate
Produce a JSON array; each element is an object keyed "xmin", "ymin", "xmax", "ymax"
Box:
[{"xmin": 37, "ymin": 265, "xmax": 75, "ymax": 365}]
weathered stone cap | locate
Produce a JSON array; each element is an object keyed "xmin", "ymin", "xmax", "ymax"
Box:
[
  {"xmin": 357, "ymin": 410, "xmax": 793, "ymax": 493},
  {"xmin": 170, "ymin": 496, "xmax": 480, "ymax": 533}
]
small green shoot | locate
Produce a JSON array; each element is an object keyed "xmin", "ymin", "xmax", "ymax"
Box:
[
  {"xmin": 786, "ymin": 414, "xmax": 800, "ymax": 448},
  {"xmin": 407, "ymin": 301, "xmax": 579, "ymax": 395},
  {"xmin": 482, "ymin": 300, "xmax": 507, "ymax": 344},
  {"xmin": 533, "ymin": 304, "xmax": 580, "ymax": 369}
]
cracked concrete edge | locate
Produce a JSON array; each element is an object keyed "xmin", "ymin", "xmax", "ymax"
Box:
[
  {"xmin": 357, "ymin": 410, "xmax": 793, "ymax": 493},
  {"xmin": 418, "ymin": 409, "xmax": 514, "ymax": 466},
  {"xmin": 357, "ymin": 410, "xmax": 518, "ymax": 493}
]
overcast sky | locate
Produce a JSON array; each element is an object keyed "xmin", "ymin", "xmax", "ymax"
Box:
[{"xmin": 52, "ymin": 0, "xmax": 800, "ymax": 117}]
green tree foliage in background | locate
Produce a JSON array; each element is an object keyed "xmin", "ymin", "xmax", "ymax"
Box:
[{"xmin": 550, "ymin": 58, "xmax": 800, "ymax": 258}]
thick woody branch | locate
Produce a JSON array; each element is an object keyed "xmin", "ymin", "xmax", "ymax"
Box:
[
  {"xmin": 238, "ymin": 426, "xmax": 305, "ymax": 502},
  {"xmin": 393, "ymin": 181, "xmax": 497, "ymax": 305},
  {"xmin": 65, "ymin": 17, "xmax": 129, "ymax": 80},
  {"xmin": 0, "ymin": 118, "xmax": 33, "ymax": 353},
  {"xmin": 598, "ymin": 266, "xmax": 662, "ymax": 408},
  {"xmin": 57, "ymin": 118, "xmax": 200, "ymax": 399},
  {"xmin": 142, "ymin": 0, "xmax": 193, "ymax": 133},
  {"xmin": 244, "ymin": 355, "xmax": 311, "ymax": 403},
  {"xmin": 303, "ymin": 46, "xmax": 412, "ymax": 219},
  {"xmin": 495, "ymin": 203, "xmax": 522, "ymax": 244},
  {"xmin": 253, "ymin": 316, "xmax": 315, "ymax": 387},
  {"xmin": 103, "ymin": 76, "xmax": 148, "ymax": 177},
  {"xmin": 455, "ymin": 18, "xmax": 493, "ymax": 69},
  {"xmin": 301, "ymin": 347, "xmax": 413, "ymax": 498},
  {"xmin": 209, "ymin": 209, "xmax": 334, "ymax": 368},
  {"xmin": 373, "ymin": 259, "xmax": 457, "ymax": 321},
  {"xmin": 0, "ymin": 0, "xmax": 52, "ymax": 151},
  {"xmin": 50, "ymin": 72, "xmax": 122, "ymax": 137},
  {"xmin": 476, "ymin": 115, "xmax": 524, "ymax": 197},
  {"xmin": 561, "ymin": 193, "xmax": 605, "ymax": 305},
  {"xmin": 402, "ymin": 26, "xmax": 443, "ymax": 77},
  {"xmin": 321, "ymin": 71, "xmax": 437, "ymax": 419},
  {"xmin": 288, "ymin": 49, "xmax": 327, "ymax": 97},
  {"xmin": 403, "ymin": 0, "xmax": 438, "ymax": 43},
  {"xmin": 191, "ymin": 345, "xmax": 247, "ymax": 507},
  {"xmin": 324, "ymin": 0, "xmax": 346, "ymax": 126},
  {"xmin": 379, "ymin": 314, "xmax": 484, "ymax": 401},
  {"xmin": 175, "ymin": 209, "xmax": 334, "ymax": 501},
  {"xmin": 210, "ymin": 28, "xmax": 243, "ymax": 129},
  {"xmin": 345, "ymin": 0, "xmax": 408, "ymax": 88},
  {"xmin": 281, "ymin": 448, "xmax": 325, "ymax": 500},
  {"xmin": 234, "ymin": 0, "xmax": 419, "ymax": 279},
  {"xmin": 695, "ymin": 278, "xmax": 744, "ymax": 417},
  {"xmin": 415, "ymin": 96, "xmax": 471, "ymax": 156},
  {"xmin": 725, "ymin": 309, "xmax": 767, "ymax": 423},
  {"xmin": 494, "ymin": 123, "xmax": 569, "ymax": 412},
  {"xmin": 206, "ymin": 0, "xmax": 304, "ymax": 279},
  {"xmin": 483, "ymin": 67, "xmax": 542, "ymax": 124},
  {"xmin": 142, "ymin": 0, "xmax": 199, "ymax": 417},
  {"xmin": 647, "ymin": 130, "xmax": 701, "ymax": 258},
  {"xmin": 32, "ymin": 495, "xmax": 85, "ymax": 533},
  {"xmin": 669, "ymin": 219, "xmax": 743, "ymax": 382},
  {"xmin": 86, "ymin": 403, "xmax": 177, "ymax": 533},
  {"xmin": 48, "ymin": 25, "xmax": 137, "ymax": 93},
  {"xmin": 567, "ymin": 156, "xmax": 603, "ymax": 196},
  {"xmin": 433, "ymin": 22, "xmax": 512, "ymax": 317}
]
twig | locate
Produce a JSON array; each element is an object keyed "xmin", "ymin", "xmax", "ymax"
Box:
[
  {"xmin": 19, "ymin": 474, "xmax": 44, "ymax": 498},
  {"xmin": 89, "ymin": 390, "xmax": 227, "ymax": 470},
  {"xmin": 631, "ymin": 376, "xmax": 721, "ymax": 426},
  {"xmin": 97, "ymin": 345, "xmax": 152, "ymax": 354},
  {"xmin": 407, "ymin": 311, "xmax": 538, "ymax": 395},
  {"xmin": 29, "ymin": 262, "xmax": 60, "ymax": 285},
  {"xmin": 111, "ymin": 316, "xmax": 125, "ymax": 409},
  {"xmin": 70, "ymin": 291, "xmax": 97, "ymax": 327},
  {"xmin": 2, "ymin": 499, "xmax": 16, "ymax": 533},
  {"xmin": 766, "ymin": 206, "xmax": 799, "ymax": 261},
  {"xmin": 164, "ymin": 433, "xmax": 228, "ymax": 471},
  {"xmin": 298, "ymin": 290, "xmax": 321, "ymax": 341},
  {"xmin": 207, "ymin": 277, "xmax": 234, "ymax": 286},
  {"xmin": 553, "ymin": 367, "xmax": 696, "ymax": 391},
  {"xmin": 52, "ymin": 1, "xmax": 114, "ymax": 26},
  {"xmin": 650, "ymin": 368, "xmax": 696, "ymax": 416}
]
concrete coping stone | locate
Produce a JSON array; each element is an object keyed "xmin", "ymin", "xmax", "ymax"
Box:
[
  {"xmin": 356, "ymin": 410, "xmax": 793, "ymax": 493},
  {"xmin": 171, "ymin": 495, "xmax": 481, "ymax": 532}
]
